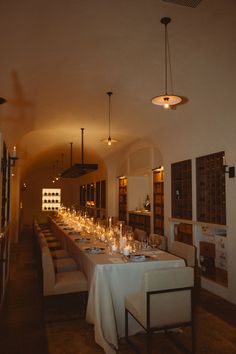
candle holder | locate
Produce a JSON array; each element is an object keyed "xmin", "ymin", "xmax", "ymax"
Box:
[{"xmin": 10, "ymin": 156, "xmax": 19, "ymax": 167}]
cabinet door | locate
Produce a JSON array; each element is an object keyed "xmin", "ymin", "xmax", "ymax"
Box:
[{"xmin": 171, "ymin": 160, "xmax": 192, "ymax": 220}]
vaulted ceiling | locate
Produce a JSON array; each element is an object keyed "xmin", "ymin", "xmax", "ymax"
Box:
[{"xmin": 0, "ymin": 0, "xmax": 235, "ymax": 174}]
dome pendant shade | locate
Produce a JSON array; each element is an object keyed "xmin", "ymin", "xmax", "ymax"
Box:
[
  {"xmin": 152, "ymin": 17, "xmax": 182, "ymax": 109},
  {"xmin": 101, "ymin": 91, "xmax": 118, "ymax": 145},
  {"xmin": 152, "ymin": 94, "xmax": 182, "ymax": 107}
]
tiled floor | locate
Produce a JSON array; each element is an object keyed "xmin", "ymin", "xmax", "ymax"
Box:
[{"xmin": 0, "ymin": 232, "xmax": 236, "ymax": 354}]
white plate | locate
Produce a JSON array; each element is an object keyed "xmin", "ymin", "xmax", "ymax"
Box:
[
  {"xmin": 129, "ymin": 255, "xmax": 147, "ymax": 262},
  {"xmin": 84, "ymin": 247, "xmax": 105, "ymax": 254},
  {"xmin": 75, "ymin": 238, "xmax": 90, "ymax": 243}
]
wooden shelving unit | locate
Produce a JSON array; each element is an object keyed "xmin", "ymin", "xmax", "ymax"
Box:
[
  {"xmin": 171, "ymin": 159, "xmax": 192, "ymax": 220},
  {"xmin": 200, "ymin": 239, "xmax": 227, "ymax": 287},
  {"xmin": 196, "ymin": 151, "xmax": 226, "ymax": 225},
  {"xmin": 128, "ymin": 211, "xmax": 151, "ymax": 235},
  {"xmin": 174, "ymin": 222, "xmax": 193, "ymax": 245},
  {"xmin": 101, "ymin": 180, "xmax": 106, "ymax": 210},
  {"xmin": 118, "ymin": 177, "xmax": 127, "ymax": 222},
  {"xmin": 153, "ymin": 169, "xmax": 164, "ymax": 235},
  {"xmin": 79, "ymin": 180, "xmax": 106, "ymax": 218},
  {"xmin": 42, "ymin": 188, "xmax": 61, "ymax": 211},
  {"xmin": 80, "ymin": 185, "xmax": 86, "ymax": 208}
]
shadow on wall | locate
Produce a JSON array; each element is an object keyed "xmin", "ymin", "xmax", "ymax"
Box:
[{"xmin": 0, "ymin": 70, "xmax": 36, "ymax": 144}]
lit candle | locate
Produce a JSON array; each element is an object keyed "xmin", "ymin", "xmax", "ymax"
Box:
[
  {"xmin": 119, "ymin": 223, "xmax": 122, "ymax": 236},
  {"xmin": 111, "ymin": 243, "xmax": 118, "ymax": 253},
  {"xmin": 123, "ymin": 246, "xmax": 130, "ymax": 256},
  {"xmin": 12, "ymin": 146, "xmax": 16, "ymax": 158},
  {"xmin": 109, "ymin": 217, "xmax": 112, "ymax": 229}
]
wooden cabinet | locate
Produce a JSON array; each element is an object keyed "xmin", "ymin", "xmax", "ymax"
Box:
[
  {"xmin": 42, "ymin": 188, "xmax": 61, "ymax": 211},
  {"xmin": 174, "ymin": 222, "xmax": 193, "ymax": 245},
  {"xmin": 118, "ymin": 177, "xmax": 127, "ymax": 222},
  {"xmin": 200, "ymin": 240, "xmax": 227, "ymax": 287},
  {"xmin": 171, "ymin": 160, "xmax": 192, "ymax": 220},
  {"xmin": 128, "ymin": 211, "xmax": 150, "ymax": 235},
  {"xmin": 80, "ymin": 180, "xmax": 106, "ymax": 218},
  {"xmin": 153, "ymin": 169, "xmax": 164, "ymax": 235},
  {"xmin": 196, "ymin": 151, "xmax": 226, "ymax": 225}
]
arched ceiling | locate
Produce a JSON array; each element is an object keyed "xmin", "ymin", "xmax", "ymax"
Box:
[{"xmin": 0, "ymin": 0, "xmax": 235, "ymax": 173}]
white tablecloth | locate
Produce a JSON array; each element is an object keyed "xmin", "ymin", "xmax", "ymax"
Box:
[{"xmin": 49, "ymin": 218, "xmax": 185, "ymax": 354}]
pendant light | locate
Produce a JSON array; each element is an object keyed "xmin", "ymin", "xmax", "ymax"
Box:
[
  {"xmin": 152, "ymin": 17, "xmax": 182, "ymax": 109},
  {"xmin": 101, "ymin": 91, "xmax": 118, "ymax": 146}
]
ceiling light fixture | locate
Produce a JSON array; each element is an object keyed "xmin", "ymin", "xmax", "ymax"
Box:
[
  {"xmin": 152, "ymin": 17, "xmax": 182, "ymax": 110},
  {"xmin": 61, "ymin": 128, "xmax": 98, "ymax": 178},
  {"xmin": 101, "ymin": 91, "xmax": 118, "ymax": 146}
]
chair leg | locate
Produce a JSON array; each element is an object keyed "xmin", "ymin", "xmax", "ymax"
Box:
[{"xmin": 125, "ymin": 308, "xmax": 129, "ymax": 341}]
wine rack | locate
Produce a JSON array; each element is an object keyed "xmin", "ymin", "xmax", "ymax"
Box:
[
  {"xmin": 153, "ymin": 168, "xmax": 164, "ymax": 235},
  {"xmin": 128, "ymin": 211, "xmax": 150, "ymax": 235},
  {"xmin": 118, "ymin": 177, "xmax": 127, "ymax": 222},
  {"xmin": 174, "ymin": 222, "xmax": 193, "ymax": 245},
  {"xmin": 42, "ymin": 188, "xmax": 61, "ymax": 211},
  {"xmin": 196, "ymin": 151, "xmax": 226, "ymax": 225},
  {"xmin": 171, "ymin": 159, "xmax": 192, "ymax": 220}
]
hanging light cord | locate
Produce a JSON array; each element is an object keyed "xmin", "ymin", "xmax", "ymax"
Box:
[
  {"xmin": 107, "ymin": 92, "xmax": 113, "ymax": 141},
  {"xmin": 164, "ymin": 22, "xmax": 168, "ymax": 95}
]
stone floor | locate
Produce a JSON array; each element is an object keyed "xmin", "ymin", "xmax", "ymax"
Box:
[{"xmin": 0, "ymin": 232, "xmax": 236, "ymax": 354}]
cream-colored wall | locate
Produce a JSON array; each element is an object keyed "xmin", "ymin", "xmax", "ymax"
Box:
[
  {"xmin": 127, "ymin": 176, "xmax": 149, "ymax": 212},
  {"xmin": 105, "ymin": 124, "xmax": 236, "ymax": 304}
]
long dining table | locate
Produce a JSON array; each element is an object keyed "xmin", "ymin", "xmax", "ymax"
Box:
[{"xmin": 49, "ymin": 216, "xmax": 186, "ymax": 354}]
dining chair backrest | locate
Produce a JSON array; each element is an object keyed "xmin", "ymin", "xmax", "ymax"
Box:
[
  {"xmin": 148, "ymin": 233, "xmax": 167, "ymax": 250},
  {"xmin": 169, "ymin": 240, "xmax": 196, "ymax": 267},
  {"xmin": 134, "ymin": 228, "xmax": 147, "ymax": 242},
  {"xmin": 140, "ymin": 267, "xmax": 194, "ymax": 328},
  {"xmin": 41, "ymin": 244, "xmax": 56, "ymax": 295}
]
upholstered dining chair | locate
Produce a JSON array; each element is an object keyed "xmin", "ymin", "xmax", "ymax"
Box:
[
  {"xmin": 134, "ymin": 228, "xmax": 147, "ymax": 242},
  {"xmin": 148, "ymin": 233, "xmax": 167, "ymax": 251},
  {"xmin": 125, "ymin": 267, "xmax": 195, "ymax": 354},
  {"xmin": 169, "ymin": 241, "xmax": 196, "ymax": 267},
  {"xmin": 41, "ymin": 244, "xmax": 88, "ymax": 321}
]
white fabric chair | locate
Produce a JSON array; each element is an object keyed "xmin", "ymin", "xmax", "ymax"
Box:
[
  {"xmin": 169, "ymin": 241, "xmax": 196, "ymax": 267},
  {"xmin": 148, "ymin": 233, "xmax": 167, "ymax": 251},
  {"xmin": 41, "ymin": 244, "xmax": 88, "ymax": 297},
  {"xmin": 125, "ymin": 267, "xmax": 195, "ymax": 354},
  {"xmin": 134, "ymin": 228, "xmax": 147, "ymax": 242},
  {"xmin": 51, "ymin": 249, "xmax": 70, "ymax": 259},
  {"xmin": 53, "ymin": 257, "xmax": 78, "ymax": 273}
]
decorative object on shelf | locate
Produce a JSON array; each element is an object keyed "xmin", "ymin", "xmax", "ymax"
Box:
[
  {"xmin": 61, "ymin": 128, "xmax": 98, "ymax": 178},
  {"xmin": 152, "ymin": 17, "xmax": 182, "ymax": 109},
  {"xmin": 143, "ymin": 194, "xmax": 151, "ymax": 211},
  {"xmin": 101, "ymin": 91, "xmax": 118, "ymax": 146}
]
